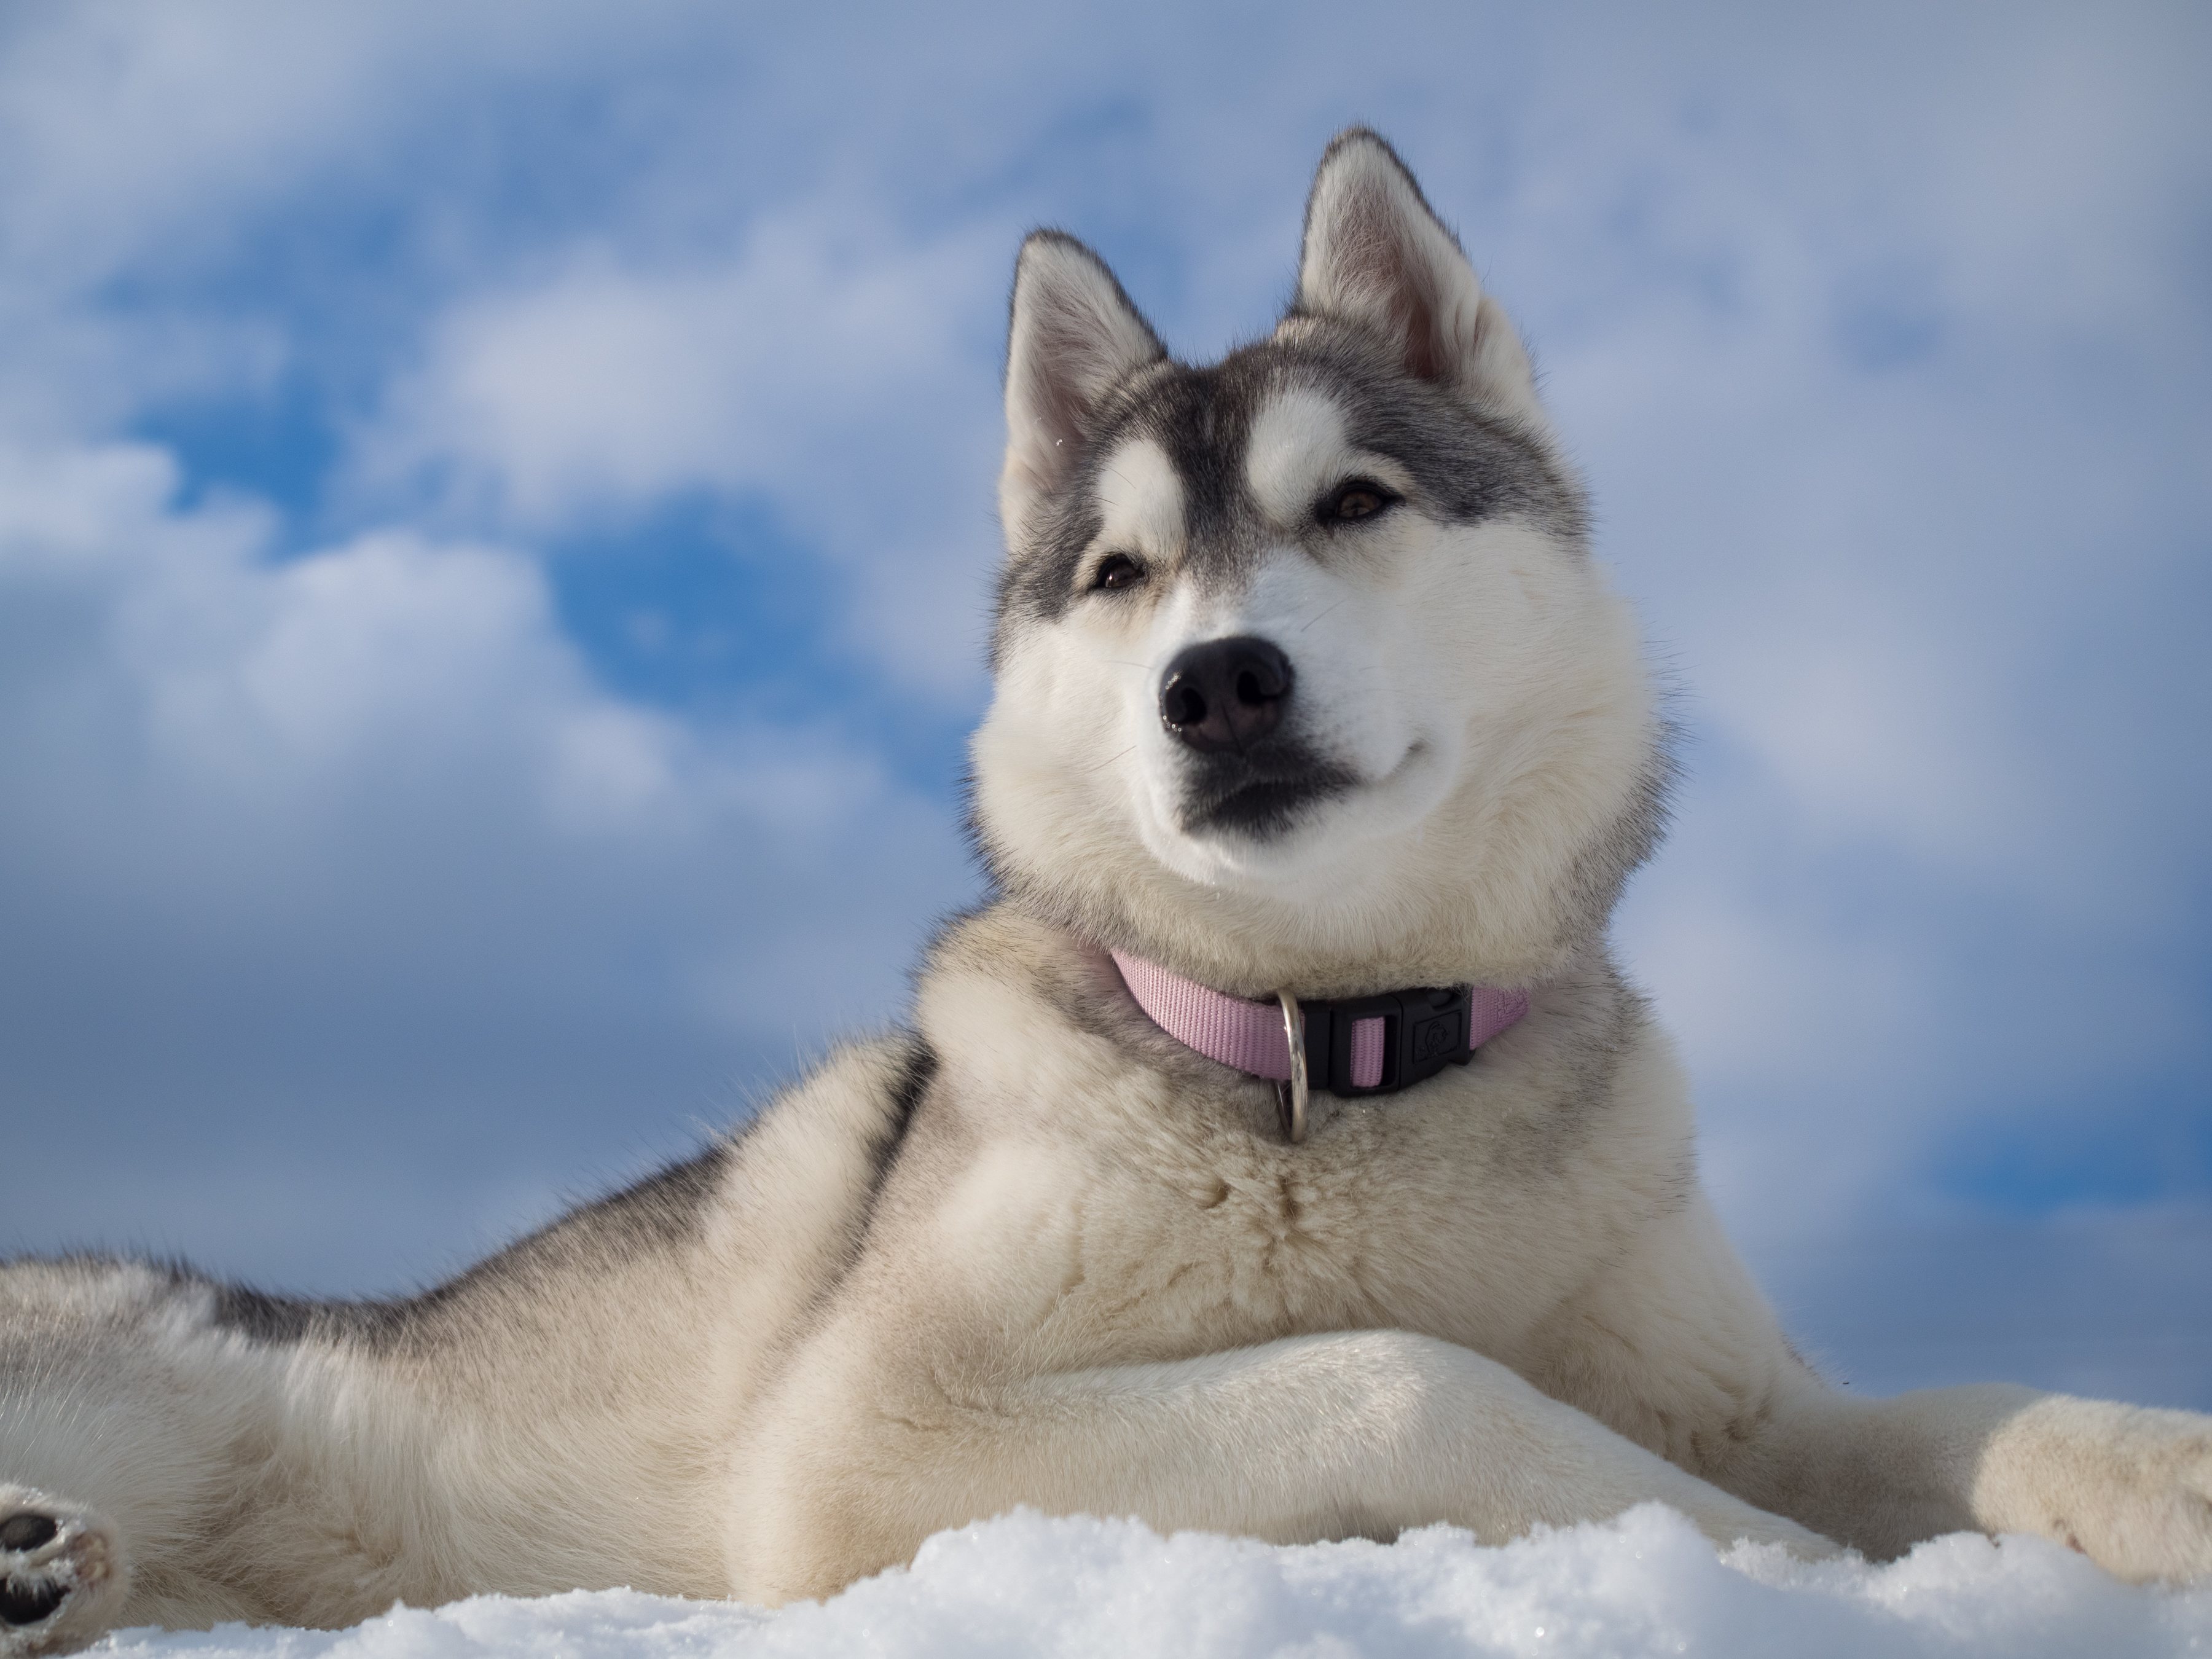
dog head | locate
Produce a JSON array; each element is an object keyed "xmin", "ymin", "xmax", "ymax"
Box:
[{"xmin": 970, "ymin": 130, "xmax": 1668, "ymax": 995}]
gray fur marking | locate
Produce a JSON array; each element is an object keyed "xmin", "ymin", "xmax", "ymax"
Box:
[{"xmin": 996, "ymin": 327, "xmax": 1584, "ymax": 654}]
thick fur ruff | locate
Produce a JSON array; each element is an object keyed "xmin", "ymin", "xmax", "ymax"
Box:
[{"xmin": 5, "ymin": 129, "xmax": 2208, "ymax": 1650}]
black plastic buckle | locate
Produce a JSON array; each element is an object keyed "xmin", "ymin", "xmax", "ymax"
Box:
[{"xmin": 1301, "ymin": 985, "xmax": 1477, "ymax": 1099}]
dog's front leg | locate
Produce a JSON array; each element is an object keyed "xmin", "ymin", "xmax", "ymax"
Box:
[
  {"xmin": 1730, "ymin": 1382, "xmax": 2212, "ymax": 1582},
  {"xmin": 728, "ymin": 1328, "xmax": 1833, "ymax": 1604}
]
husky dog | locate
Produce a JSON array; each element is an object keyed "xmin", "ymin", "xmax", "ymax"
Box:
[{"xmin": 5, "ymin": 130, "xmax": 2210, "ymax": 1650}]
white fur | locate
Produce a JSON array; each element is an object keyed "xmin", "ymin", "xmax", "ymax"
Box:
[{"xmin": 973, "ymin": 396, "xmax": 1650, "ymax": 988}]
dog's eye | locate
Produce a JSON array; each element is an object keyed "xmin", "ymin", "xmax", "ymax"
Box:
[
  {"xmin": 1321, "ymin": 480, "xmax": 1395, "ymax": 525},
  {"xmin": 1091, "ymin": 552, "xmax": 1147, "ymax": 592}
]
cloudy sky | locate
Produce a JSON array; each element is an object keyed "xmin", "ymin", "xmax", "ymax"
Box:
[{"xmin": 1, "ymin": 1, "xmax": 2206, "ymax": 1406}]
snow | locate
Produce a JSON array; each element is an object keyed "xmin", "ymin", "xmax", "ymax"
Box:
[{"xmin": 101, "ymin": 1506, "xmax": 2212, "ymax": 1659}]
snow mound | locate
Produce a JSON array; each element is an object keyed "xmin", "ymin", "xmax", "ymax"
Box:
[{"xmin": 103, "ymin": 1505, "xmax": 2212, "ymax": 1659}]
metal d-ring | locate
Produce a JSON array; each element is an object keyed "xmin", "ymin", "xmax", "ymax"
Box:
[{"xmin": 1275, "ymin": 990, "xmax": 1309, "ymax": 1145}]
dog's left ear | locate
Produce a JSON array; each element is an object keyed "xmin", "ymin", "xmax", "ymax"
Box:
[
  {"xmin": 1293, "ymin": 129, "xmax": 1543, "ymax": 426},
  {"xmin": 1001, "ymin": 230, "xmax": 1167, "ymax": 551}
]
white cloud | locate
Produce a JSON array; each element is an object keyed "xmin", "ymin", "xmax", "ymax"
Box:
[
  {"xmin": 352, "ymin": 216, "xmax": 1010, "ymax": 696},
  {"xmin": 365, "ymin": 227, "xmax": 986, "ymax": 520},
  {"xmin": 0, "ymin": 436, "xmax": 970, "ymax": 1283},
  {"xmin": 0, "ymin": 429, "xmax": 959, "ymax": 943},
  {"xmin": 0, "ymin": 0, "xmax": 2205, "ymax": 1317}
]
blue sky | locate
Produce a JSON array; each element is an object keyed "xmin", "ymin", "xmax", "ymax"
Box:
[{"xmin": 1, "ymin": 1, "xmax": 2208, "ymax": 1406}]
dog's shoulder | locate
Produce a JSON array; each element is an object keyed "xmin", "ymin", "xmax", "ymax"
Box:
[{"xmin": 832, "ymin": 907, "xmax": 1704, "ymax": 1375}]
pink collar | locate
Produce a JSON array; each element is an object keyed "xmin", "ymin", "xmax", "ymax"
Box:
[{"xmin": 1110, "ymin": 949, "xmax": 1528, "ymax": 1100}]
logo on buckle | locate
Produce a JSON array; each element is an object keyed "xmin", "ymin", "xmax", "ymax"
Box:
[{"xmin": 1408, "ymin": 1008, "xmax": 1464, "ymax": 1066}]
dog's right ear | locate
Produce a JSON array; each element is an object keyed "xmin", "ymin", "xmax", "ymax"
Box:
[
  {"xmin": 1294, "ymin": 128, "xmax": 1542, "ymax": 426},
  {"xmin": 1000, "ymin": 231, "xmax": 1166, "ymax": 550}
]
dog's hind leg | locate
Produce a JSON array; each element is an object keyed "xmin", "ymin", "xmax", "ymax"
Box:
[
  {"xmin": 0, "ymin": 1483, "xmax": 147, "ymax": 1659},
  {"xmin": 1, "ymin": 1260, "xmax": 288, "ymax": 1653},
  {"xmin": 728, "ymin": 1327, "xmax": 1838, "ymax": 1605}
]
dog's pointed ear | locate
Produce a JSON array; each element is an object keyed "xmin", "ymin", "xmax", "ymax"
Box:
[
  {"xmin": 1293, "ymin": 129, "xmax": 1542, "ymax": 425},
  {"xmin": 1001, "ymin": 230, "xmax": 1166, "ymax": 548}
]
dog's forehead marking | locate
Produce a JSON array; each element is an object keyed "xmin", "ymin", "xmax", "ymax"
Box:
[
  {"xmin": 1243, "ymin": 388, "xmax": 1354, "ymax": 525},
  {"xmin": 1133, "ymin": 364, "xmax": 1258, "ymax": 549},
  {"xmin": 1094, "ymin": 436, "xmax": 1186, "ymax": 553}
]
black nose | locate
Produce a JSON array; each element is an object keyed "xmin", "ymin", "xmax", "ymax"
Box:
[{"xmin": 1159, "ymin": 636, "xmax": 1294, "ymax": 753}]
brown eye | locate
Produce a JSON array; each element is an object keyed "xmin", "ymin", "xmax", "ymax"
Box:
[
  {"xmin": 1322, "ymin": 480, "xmax": 1395, "ymax": 524},
  {"xmin": 1092, "ymin": 552, "xmax": 1146, "ymax": 591}
]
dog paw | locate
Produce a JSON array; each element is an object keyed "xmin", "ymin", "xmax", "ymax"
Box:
[
  {"xmin": 0, "ymin": 1489, "xmax": 124, "ymax": 1657},
  {"xmin": 1973, "ymin": 1397, "xmax": 2212, "ymax": 1583}
]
